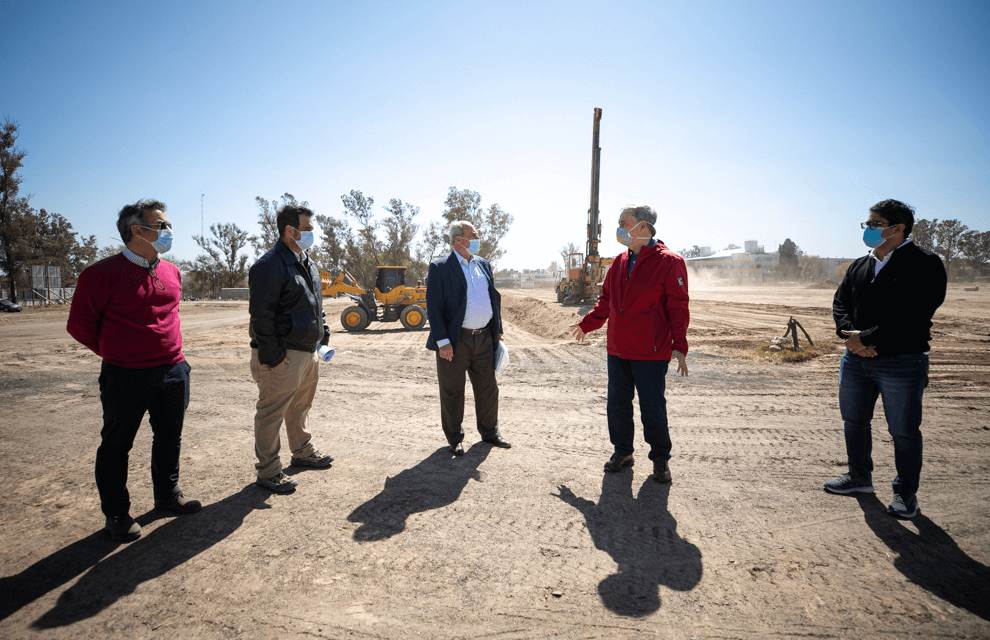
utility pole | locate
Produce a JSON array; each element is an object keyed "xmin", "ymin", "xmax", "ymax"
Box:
[{"xmin": 201, "ymin": 193, "xmax": 205, "ymax": 238}]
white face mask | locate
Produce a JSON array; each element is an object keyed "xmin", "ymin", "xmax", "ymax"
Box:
[
  {"xmin": 296, "ymin": 230, "xmax": 314, "ymax": 252},
  {"xmin": 138, "ymin": 226, "xmax": 173, "ymax": 253}
]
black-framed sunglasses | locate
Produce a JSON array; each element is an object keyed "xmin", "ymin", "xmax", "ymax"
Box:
[
  {"xmin": 860, "ymin": 221, "xmax": 891, "ymax": 230},
  {"xmin": 139, "ymin": 221, "xmax": 172, "ymax": 231}
]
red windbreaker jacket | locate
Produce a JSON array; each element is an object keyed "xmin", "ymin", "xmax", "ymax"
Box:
[{"xmin": 578, "ymin": 241, "xmax": 689, "ymax": 361}]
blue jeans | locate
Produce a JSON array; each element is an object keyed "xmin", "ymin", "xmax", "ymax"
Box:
[
  {"xmin": 838, "ymin": 351, "xmax": 928, "ymax": 496},
  {"xmin": 607, "ymin": 356, "xmax": 671, "ymax": 461}
]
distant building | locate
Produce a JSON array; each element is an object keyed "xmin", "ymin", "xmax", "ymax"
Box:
[{"xmin": 684, "ymin": 241, "xmax": 777, "ymax": 283}]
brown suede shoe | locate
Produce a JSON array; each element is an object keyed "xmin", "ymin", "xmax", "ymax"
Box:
[
  {"xmin": 604, "ymin": 452, "xmax": 634, "ymax": 472},
  {"xmin": 653, "ymin": 459, "xmax": 672, "ymax": 483},
  {"xmin": 105, "ymin": 514, "xmax": 141, "ymax": 542},
  {"xmin": 154, "ymin": 491, "xmax": 202, "ymax": 514}
]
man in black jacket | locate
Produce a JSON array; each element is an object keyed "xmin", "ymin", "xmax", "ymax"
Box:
[
  {"xmin": 824, "ymin": 199, "xmax": 947, "ymax": 519},
  {"xmin": 248, "ymin": 205, "xmax": 333, "ymax": 492}
]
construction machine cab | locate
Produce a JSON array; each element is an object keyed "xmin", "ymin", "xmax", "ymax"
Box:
[{"xmin": 375, "ymin": 266, "xmax": 405, "ymax": 294}]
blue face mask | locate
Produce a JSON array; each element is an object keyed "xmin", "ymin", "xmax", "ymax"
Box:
[
  {"xmin": 862, "ymin": 225, "xmax": 892, "ymax": 249},
  {"xmin": 467, "ymin": 238, "xmax": 481, "ymax": 255},
  {"xmin": 139, "ymin": 227, "xmax": 173, "ymax": 254},
  {"xmin": 296, "ymin": 230, "xmax": 314, "ymax": 252}
]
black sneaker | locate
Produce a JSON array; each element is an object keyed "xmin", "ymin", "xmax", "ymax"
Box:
[
  {"xmin": 105, "ymin": 514, "xmax": 141, "ymax": 542},
  {"xmin": 823, "ymin": 474, "xmax": 875, "ymax": 495},
  {"xmin": 155, "ymin": 491, "xmax": 202, "ymax": 514},
  {"xmin": 604, "ymin": 452, "xmax": 634, "ymax": 473},
  {"xmin": 652, "ymin": 459, "xmax": 671, "ymax": 483},
  {"xmin": 257, "ymin": 472, "xmax": 298, "ymax": 493},
  {"xmin": 887, "ymin": 494, "xmax": 918, "ymax": 519}
]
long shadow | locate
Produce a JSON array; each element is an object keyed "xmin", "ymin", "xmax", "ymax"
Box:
[
  {"xmin": 347, "ymin": 444, "xmax": 491, "ymax": 541},
  {"xmin": 27, "ymin": 484, "xmax": 270, "ymax": 628},
  {"xmin": 856, "ymin": 494, "xmax": 990, "ymax": 621},
  {"xmin": 555, "ymin": 473, "xmax": 702, "ymax": 617}
]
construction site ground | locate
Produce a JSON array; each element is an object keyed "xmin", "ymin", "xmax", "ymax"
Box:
[{"xmin": 1, "ymin": 284, "xmax": 988, "ymax": 639}]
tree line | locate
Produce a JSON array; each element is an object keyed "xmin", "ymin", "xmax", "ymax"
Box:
[
  {"xmin": 173, "ymin": 186, "xmax": 513, "ymax": 299},
  {"xmin": 0, "ymin": 119, "xmax": 514, "ymax": 301}
]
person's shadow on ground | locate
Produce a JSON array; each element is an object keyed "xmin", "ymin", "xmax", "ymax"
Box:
[
  {"xmin": 10, "ymin": 485, "xmax": 271, "ymax": 629},
  {"xmin": 554, "ymin": 472, "xmax": 702, "ymax": 617},
  {"xmin": 856, "ymin": 493, "xmax": 990, "ymax": 621},
  {"xmin": 347, "ymin": 443, "xmax": 491, "ymax": 541}
]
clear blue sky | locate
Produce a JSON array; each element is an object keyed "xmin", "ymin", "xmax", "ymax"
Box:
[{"xmin": 2, "ymin": 0, "xmax": 988, "ymax": 270}]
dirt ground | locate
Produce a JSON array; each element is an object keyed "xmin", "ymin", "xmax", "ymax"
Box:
[{"xmin": 1, "ymin": 283, "xmax": 988, "ymax": 639}]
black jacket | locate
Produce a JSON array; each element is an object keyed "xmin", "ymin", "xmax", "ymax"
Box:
[
  {"xmin": 248, "ymin": 240, "xmax": 330, "ymax": 366},
  {"xmin": 833, "ymin": 241, "xmax": 946, "ymax": 356},
  {"xmin": 425, "ymin": 252, "xmax": 502, "ymax": 358}
]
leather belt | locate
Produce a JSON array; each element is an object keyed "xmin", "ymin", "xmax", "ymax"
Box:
[{"xmin": 461, "ymin": 328, "xmax": 486, "ymax": 335}]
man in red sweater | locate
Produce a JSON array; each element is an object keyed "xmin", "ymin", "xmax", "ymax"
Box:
[
  {"xmin": 67, "ymin": 199, "xmax": 200, "ymax": 542},
  {"xmin": 571, "ymin": 204, "xmax": 690, "ymax": 483}
]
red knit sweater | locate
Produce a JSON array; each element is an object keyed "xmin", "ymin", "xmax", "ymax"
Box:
[{"xmin": 67, "ymin": 253, "xmax": 184, "ymax": 368}]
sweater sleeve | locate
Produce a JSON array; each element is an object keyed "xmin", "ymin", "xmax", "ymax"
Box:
[
  {"xmin": 858, "ymin": 252, "xmax": 947, "ymax": 348},
  {"xmin": 832, "ymin": 264, "xmax": 857, "ymax": 339},
  {"xmin": 66, "ymin": 266, "xmax": 105, "ymax": 356}
]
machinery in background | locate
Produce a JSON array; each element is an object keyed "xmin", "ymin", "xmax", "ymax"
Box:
[
  {"xmin": 555, "ymin": 107, "xmax": 613, "ymax": 304},
  {"xmin": 321, "ymin": 266, "xmax": 427, "ymax": 332}
]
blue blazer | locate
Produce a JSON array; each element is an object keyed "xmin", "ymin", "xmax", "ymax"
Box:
[{"xmin": 425, "ymin": 251, "xmax": 502, "ymax": 355}]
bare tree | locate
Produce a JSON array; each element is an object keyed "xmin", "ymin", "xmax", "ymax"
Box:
[
  {"xmin": 194, "ymin": 222, "xmax": 251, "ymax": 295},
  {"xmin": 250, "ymin": 193, "xmax": 308, "ymax": 256},
  {"xmin": 441, "ymin": 187, "xmax": 514, "ymax": 268}
]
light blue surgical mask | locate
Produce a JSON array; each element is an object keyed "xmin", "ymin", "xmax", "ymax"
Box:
[
  {"xmin": 295, "ymin": 230, "xmax": 315, "ymax": 252},
  {"xmin": 139, "ymin": 227, "xmax": 173, "ymax": 254},
  {"xmin": 862, "ymin": 225, "xmax": 893, "ymax": 249},
  {"xmin": 467, "ymin": 238, "xmax": 481, "ymax": 255}
]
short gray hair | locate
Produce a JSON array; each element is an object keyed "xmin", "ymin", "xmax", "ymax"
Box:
[
  {"xmin": 618, "ymin": 204, "xmax": 657, "ymax": 237},
  {"xmin": 448, "ymin": 220, "xmax": 474, "ymax": 244},
  {"xmin": 117, "ymin": 199, "xmax": 167, "ymax": 243}
]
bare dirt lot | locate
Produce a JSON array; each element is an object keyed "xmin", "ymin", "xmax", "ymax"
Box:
[{"xmin": 1, "ymin": 284, "xmax": 988, "ymax": 639}]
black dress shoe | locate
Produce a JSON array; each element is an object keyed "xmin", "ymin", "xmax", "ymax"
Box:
[
  {"xmin": 604, "ymin": 452, "xmax": 634, "ymax": 472},
  {"xmin": 483, "ymin": 435, "xmax": 512, "ymax": 449},
  {"xmin": 450, "ymin": 442, "xmax": 465, "ymax": 456}
]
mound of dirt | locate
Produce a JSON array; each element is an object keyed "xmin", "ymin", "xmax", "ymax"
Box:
[{"xmin": 501, "ymin": 294, "xmax": 586, "ymax": 340}]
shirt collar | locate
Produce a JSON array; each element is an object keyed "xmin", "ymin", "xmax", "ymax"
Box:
[
  {"xmin": 455, "ymin": 251, "xmax": 474, "ymax": 266},
  {"xmin": 869, "ymin": 237, "xmax": 912, "ymax": 264},
  {"xmin": 123, "ymin": 246, "xmax": 159, "ymax": 270}
]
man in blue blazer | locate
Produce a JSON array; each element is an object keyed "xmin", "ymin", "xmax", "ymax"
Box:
[{"xmin": 426, "ymin": 220, "xmax": 511, "ymax": 456}]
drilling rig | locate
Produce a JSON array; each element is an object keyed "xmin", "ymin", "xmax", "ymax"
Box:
[{"xmin": 555, "ymin": 107, "xmax": 613, "ymax": 304}]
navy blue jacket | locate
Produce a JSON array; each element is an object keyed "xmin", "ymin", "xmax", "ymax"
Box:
[
  {"xmin": 833, "ymin": 241, "xmax": 946, "ymax": 356},
  {"xmin": 425, "ymin": 251, "xmax": 502, "ymax": 356}
]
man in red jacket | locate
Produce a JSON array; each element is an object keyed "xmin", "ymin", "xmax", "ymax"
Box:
[
  {"xmin": 67, "ymin": 200, "xmax": 200, "ymax": 542},
  {"xmin": 571, "ymin": 204, "xmax": 690, "ymax": 482}
]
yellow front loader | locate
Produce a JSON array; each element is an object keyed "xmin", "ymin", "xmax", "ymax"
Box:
[{"xmin": 320, "ymin": 266, "xmax": 427, "ymax": 332}]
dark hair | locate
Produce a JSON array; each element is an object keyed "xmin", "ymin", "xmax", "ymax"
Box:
[
  {"xmin": 117, "ymin": 199, "xmax": 167, "ymax": 243},
  {"xmin": 276, "ymin": 205, "xmax": 314, "ymax": 240},
  {"xmin": 869, "ymin": 199, "xmax": 914, "ymax": 236}
]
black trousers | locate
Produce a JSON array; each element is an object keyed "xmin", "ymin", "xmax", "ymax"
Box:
[
  {"xmin": 96, "ymin": 360, "xmax": 190, "ymax": 517},
  {"xmin": 436, "ymin": 330, "xmax": 499, "ymax": 445}
]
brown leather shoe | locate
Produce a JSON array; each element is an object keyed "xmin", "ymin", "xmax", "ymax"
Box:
[
  {"xmin": 482, "ymin": 435, "xmax": 512, "ymax": 448},
  {"xmin": 450, "ymin": 442, "xmax": 465, "ymax": 456},
  {"xmin": 653, "ymin": 458, "xmax": 672, "ymax": 483},
  {"xmin": 105, "ymin": 514, "xmax": 141, "ymax": 541},
  {"xmin": 604, "ymin": 452, "xmax": 634, "ymax": 473},
  {"xmin": 154, "ymin": 491, "xmax": 202, "ymax": 514}
]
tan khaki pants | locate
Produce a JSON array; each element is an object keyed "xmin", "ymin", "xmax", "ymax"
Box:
[{"xmin": 250, "ymin": 348, "xmax": 319, "ymax": 478}]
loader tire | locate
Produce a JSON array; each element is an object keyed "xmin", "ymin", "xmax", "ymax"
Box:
[
  {"xmin": 340, "ymin": 306, "xmax": 369, "ymax": 332},
  {"xmin": 556, "ymin": 289, "xmax": 565, "ymax": 303},
  {"xmin": 399, "ymin": 304, "xmax": 427, "ymax": 330}
]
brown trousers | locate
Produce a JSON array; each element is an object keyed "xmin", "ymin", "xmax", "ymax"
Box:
[
  {"xmin": 436, "ymin": 330, "xmax": 500, "ymax": 445},
  {"xmin": 250, "ymin": 348, "xmax": 319, "ymax": 478}
]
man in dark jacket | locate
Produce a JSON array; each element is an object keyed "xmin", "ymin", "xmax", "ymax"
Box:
[
  {"xmin": 572, "ymin": 204, "xmax": 690, "ymax": 482},
  {"xmin": 248, "ymin": 205, "xmax": 333, "ymax": 492},
  {"xmin": 425, "ymin": 220, "xmax": 510, "ymax": 456},
  {"xmin": 825, "ymin": 199, "xmax": 947, "ymax": 519}
]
